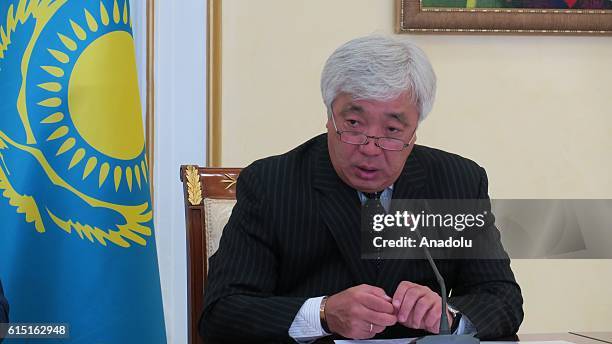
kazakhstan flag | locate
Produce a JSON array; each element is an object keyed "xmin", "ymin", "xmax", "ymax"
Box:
[{"xmin": 0, "ymin": 0, "xmax": 166, "ymax": 342}]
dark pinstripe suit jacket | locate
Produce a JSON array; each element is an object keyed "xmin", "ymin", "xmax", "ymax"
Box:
[
  {"xmin": 0, "ymin": 280, "xmax": 8, "ymax": 324},
  {"xmin": 201, "ymin": 134, "xmax": 523, "ymax": 343}
]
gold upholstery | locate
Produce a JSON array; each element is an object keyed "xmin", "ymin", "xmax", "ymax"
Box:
[{"xmin": 203, "ymin": 198, "xmax": 237, "ymax": 265}]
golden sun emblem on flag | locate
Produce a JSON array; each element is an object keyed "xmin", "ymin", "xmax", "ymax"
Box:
[{"xmin": 0, "ymin": 0, "xmax": 153, "ymax": 248}]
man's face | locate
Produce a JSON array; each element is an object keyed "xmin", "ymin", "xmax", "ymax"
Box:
[{"xmin": 326, "ymin": 92, "xmax": 419, "ymax": 193}]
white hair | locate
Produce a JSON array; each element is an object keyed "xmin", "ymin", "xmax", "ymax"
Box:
[{"xmin": 321, "ymin": 35, "xmax": 437, "ymax": 121}]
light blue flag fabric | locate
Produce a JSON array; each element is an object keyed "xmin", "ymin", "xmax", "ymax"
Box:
[{"xmin": 0, "ymin": 0, "xmax": 166, "ymax": 342}]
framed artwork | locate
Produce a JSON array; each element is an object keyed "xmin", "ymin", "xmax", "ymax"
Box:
[{"xmin": 396, "ymin": 0, "xmax": 612, "ymax": 34}]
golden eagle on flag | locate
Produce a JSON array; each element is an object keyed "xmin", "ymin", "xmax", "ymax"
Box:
[
  {"xmin": 0, "ymin": 0, "xmax": 152, "ymax": 247},
  {"xmin": 0, "ymin": 1, "xmax": 166, "ymax": 342}
]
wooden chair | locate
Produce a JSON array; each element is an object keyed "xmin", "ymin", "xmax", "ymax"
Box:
[{"xmin": 179, "ymin": 165, "xmax": 241, "ymax": 344}]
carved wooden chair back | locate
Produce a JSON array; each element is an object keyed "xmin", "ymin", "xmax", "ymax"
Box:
[{"xmin": 179, "ymin": 165, "xmax": 241, "ymax": 344}]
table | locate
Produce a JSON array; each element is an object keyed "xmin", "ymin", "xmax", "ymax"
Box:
[
  {"xmin": 569, "ymin": 332, "xmax": 612, "ymax": 344},
  {"xmin": 314, "ymin": 333, "xmax": 607, "ymax": 343},
  {"xmin": 517, "ymin": 333, "xmax": 605, "ymax": 343}
]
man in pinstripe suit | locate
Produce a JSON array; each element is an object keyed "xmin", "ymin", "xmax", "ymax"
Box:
[
  {"xmin": 0, "ymin": 280, "xmax": 8, "ymax": 341},
  {"xmin": 0, "ymin": 281, "xmax": 7, "ymax": 323},
  {"xmin": 201, "ymin": 35, "xmax": 523, "ymax": 343}
]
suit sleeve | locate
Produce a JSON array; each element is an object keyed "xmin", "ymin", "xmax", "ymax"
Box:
[
  {"xmin": 448, "ymin": 167, "xmax": 524, "ymax": 340},
  {"xmin": 0, "ymin": 280, "xmax": 8, "ymax": 324},
  {"xmin": 199, "ymin": 164, "xmax": 307, "ymax": 342}
]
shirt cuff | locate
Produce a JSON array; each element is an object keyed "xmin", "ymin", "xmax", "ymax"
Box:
[
  {"xmin": 454, "ymin": 312, "xmax": 477, "ymax": 335},
  {"xmin": 288, "ymin": 296, "xmax": 330, "ymax": 343}
]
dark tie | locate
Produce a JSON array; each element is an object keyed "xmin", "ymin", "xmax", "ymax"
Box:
[
  {"xmin": 363, "ymin": 192, "xmax": 382, "ymax": 201},
  {"xmin": 362, "ymin": 191, "xmax": 385, "ymax": 272}
]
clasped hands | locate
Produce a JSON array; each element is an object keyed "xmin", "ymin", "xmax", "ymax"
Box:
[{"xmin": 325, "ymin": 282, "xmax": 453, "ymax": 339}]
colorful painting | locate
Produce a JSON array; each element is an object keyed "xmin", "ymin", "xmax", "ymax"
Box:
[
  {"xmin": 397, "ymin": 0, "xmax": 612, "ymax": 34},
  {"xmin": 422, "ymin": 0, "xmax": 612, "ymax": 9}
]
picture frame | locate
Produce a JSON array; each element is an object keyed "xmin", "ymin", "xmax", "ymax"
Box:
[{"xmin": 396, "ymin": 0, "xmax": 612, "ymax": 34}]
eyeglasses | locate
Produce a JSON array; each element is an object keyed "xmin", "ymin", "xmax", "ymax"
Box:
[{"xmin": 330, "ymin": 110, "xmax": 416, "ymax": 151}]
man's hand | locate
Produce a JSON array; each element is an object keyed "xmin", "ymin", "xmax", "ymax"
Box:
[
  {"xmin": 392, "ymin": 281, "xmax": 453, "ymax": 334},
  {"xmin": 325, "ymin": 284, "xmax": 397, "ymax": 339}
]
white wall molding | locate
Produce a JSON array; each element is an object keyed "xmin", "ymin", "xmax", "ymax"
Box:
[{"xmin": 133, "ymin": 1, "xmax": 207, "ymax": 343}]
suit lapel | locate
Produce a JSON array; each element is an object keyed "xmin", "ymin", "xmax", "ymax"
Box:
[
  {"xmin": 391, "ymin": 147, "xmax": 428, "ymax": 200},
  {"xmin": 312, "ymin": 137, "xmax": 378, "ymax": 285}
]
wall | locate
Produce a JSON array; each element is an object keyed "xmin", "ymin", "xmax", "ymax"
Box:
[
  {"xmin": 219, "ymin": 0, "xmax": 612, "ymax": 334},
  {"xmin": 130, "ymin": 0, "xmax": 147, "ymax": 124},
  {"xmin": 153, "ymin": 1, "xmax": 207, "ymax": 343}
]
